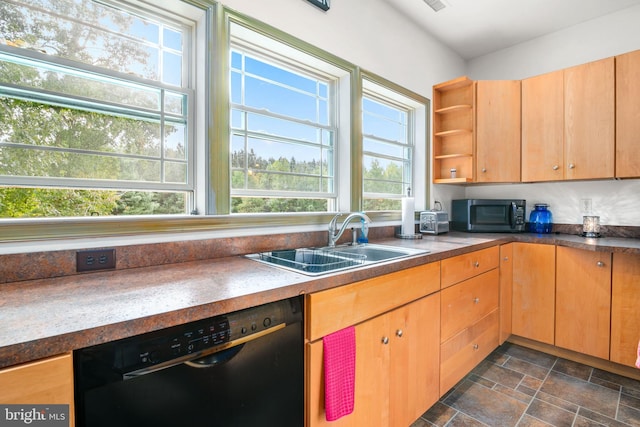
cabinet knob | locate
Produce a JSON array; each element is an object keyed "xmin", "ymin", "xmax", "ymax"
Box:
[
  {"xmin": 552, "ymin": 165, "xmax": 559, "ymax": 170},
  {"xmin": 503, "ymin": 256, "xmax": 509, "ymax": 261},
  {"xmin": 473, "ymin": 344, "xmax": 479, "ymax": 350},
  {"xmin": 568, "ymin": 163, "xmax": 575, "ymax": 169},
  {"xmin": 597, "ymin": 261, "xmax": 605, "ymax": 267},
  {"xmin": 396, "ymin": 329, "xmax": 403, "ymax": 338},
  {"xmin": 473, "ymin": 297, "xmax": 480, "ymax": 304},
  {"xmin": 481, "ymin": 168, "xmax": 487, "ymax": 173},
  {"xmin": 381, "ymin": 336, "xmax": 389, "ymax": 345},
  {"xmin": 474, "ymin": 261, "xmax": 480, "ymax": 268}
]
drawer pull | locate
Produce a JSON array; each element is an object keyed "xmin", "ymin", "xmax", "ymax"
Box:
[
  {"xmin": 474, "ymin": 261, "xmax": 480, "ymax": 268},
  {"xmin": 473, "ymin": 344, "xmax": 479, "ymax": 350},
  {"xmin": 596, "ymin": 261, "xmax": 605, "ymax": 267},
  {"xmin": 396, "ymin": 329, "xmax": 403, "ymax": 338},
  {"xmin": 473, "ymin": 297, "xmax": 480, "ymax": 304},
  {"xmin": 552, "ymin": 165, "xmax": 559, "ymax": 170},
  {"xmin": 382, "ymin": 336, "xmax": 389, "ymax": 345}
]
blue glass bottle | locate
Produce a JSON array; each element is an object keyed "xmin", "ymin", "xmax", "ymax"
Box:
[{"xmin": 529, "ymin": 204, "xmax": 553, "ymax": 234}]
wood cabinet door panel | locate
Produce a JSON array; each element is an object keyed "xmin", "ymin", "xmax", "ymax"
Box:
[
  {"xmin": 521, "ymin": 70, "xmax": 564, "ymax": 182},
  {"xmin": 556, "ymin": 247, "xmax": 611, "ymax": 359},
  {"xmin": 307, "ymin": 315, "xmax": 389, "ymax": 427},
  {"xmin": 512, "ymin": 243, "xmax": 555, "ymax": 344},
  {"xmin": 476, "ymin": 80, "xmax": 521, "ymax": 183},
  {"xmin": 610, "ymin": 253, "xmax": 640, "ymax": 367},
  {"xmin": 0, "ymin": 353, "xmax": 75, "ymax": 427},
  {"xmin": 564, "ymin": 57, "xmax": 615, "ymax": 180},
  {"xmin": 389, "ymin": 295, "xmax": 440, "ymax": 427},
  {"xmin": 616, "ymin": 49, "xmax": 640, "ymax": 178}
]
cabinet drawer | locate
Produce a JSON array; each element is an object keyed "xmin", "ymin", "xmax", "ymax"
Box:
[
  {"xmin": 440, "ymin": 309, "xmax": 500, "ymax": 395},
  {"xmin": 441, "ymin": 269, "xmax": 499, "ymax": 342},
  {"xmin": 306, "ymin": 262, "xmax": 440, "ymax": 342},
  {"xmin": 441, "ymin": 246, "xmax": 499, "ymax": 289}
]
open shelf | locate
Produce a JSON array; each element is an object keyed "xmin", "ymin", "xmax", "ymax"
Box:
[{"xmin": 433, "ymin": 76, "xmax": 475, "ymax": 183}]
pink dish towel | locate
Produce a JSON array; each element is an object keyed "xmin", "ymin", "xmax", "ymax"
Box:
[
  {"xmin": 636, "ymin": 340, "xmax": 640, "ymax": 369},
  {"xmin": 323, "ymin": 326, "xmax": 356, "ymax": 421}
]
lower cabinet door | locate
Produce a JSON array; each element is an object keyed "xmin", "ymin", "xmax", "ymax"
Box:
[
  {"xmin": 307, "ymin": 313, "xmax": 388, "ymax": 427},
  {"xmin": 610, "ymin": 253, "xmax": 640, "ymax": 367},
  {"xmin": 512, "ymin": 243, "xmax": 556, "ymax": 344},
  {"xmin": 389, "ymin": 294, "xmax": 440, "ymax": 427},
  {"xmin": 306, "ymin": 295, "xmax": 440, "ymax": 427},
  {"xmin": 556, "ymin": 246, "xmax": 611, "ymax": 359}
]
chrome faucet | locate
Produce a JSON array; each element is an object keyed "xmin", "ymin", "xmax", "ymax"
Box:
[{"xmin": 327, "ymin": 212, "xmax": 372, "ymax": 248}]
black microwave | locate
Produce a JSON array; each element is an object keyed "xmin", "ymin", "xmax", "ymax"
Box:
[{"xmin": 451, "ymin": 199, "xmax": 526, "ymax": 232}]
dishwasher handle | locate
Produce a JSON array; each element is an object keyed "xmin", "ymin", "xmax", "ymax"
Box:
[{"xmin": 123, "ymin": 323, "xmax": 286, "ymax": 379}]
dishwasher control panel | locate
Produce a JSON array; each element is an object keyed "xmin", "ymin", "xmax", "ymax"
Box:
[{"xmin": 77, "ymin": 298, "xmax": 302, "ymax": 375}]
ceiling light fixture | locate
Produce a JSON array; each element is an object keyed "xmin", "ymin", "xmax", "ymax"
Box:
[{"xmin": 424, "ymin": 0, "xmax": 446, "ymax": 12}]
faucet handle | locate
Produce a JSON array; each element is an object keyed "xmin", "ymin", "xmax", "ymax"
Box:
[{"xmin": 329, "ymin": 213, "xmax": 343, "ymax": 231}]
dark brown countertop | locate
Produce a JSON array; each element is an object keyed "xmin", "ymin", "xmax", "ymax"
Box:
[{"xmin": 1, "ymin": 232, "xmax": 638, "ymax": 368}]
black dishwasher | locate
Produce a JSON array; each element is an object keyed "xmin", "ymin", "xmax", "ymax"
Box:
[{"xmin": 74, "ymin": 296, "xmax": 303, "ymax": 427}]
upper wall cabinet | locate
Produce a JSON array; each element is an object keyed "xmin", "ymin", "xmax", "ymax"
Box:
[
  {"xmin": 432, "ymin": 77, "xmax": 520, "ymax": 183},
  {"xmin": 475, "ymin": 80, "xmax": 521, "ymax": 183},
  {"xmin": 432, "ymin": 76, "xmax": 475, "ymax": 183},
  {"xmin": 522, "ymin": 70, "xmax": 564, "ymax": 182},
  {"xmin": 564, "ymin": 57, "xmax": 615, "ymax": 180},
  {"xmin": 616, "ymin": 49, "xmax": 640, "ymax": 178}
]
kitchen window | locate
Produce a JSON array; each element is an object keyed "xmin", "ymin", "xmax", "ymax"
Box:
[
  {"xmin": 228, "ymin": 21, "xmax": 351, "ymax": 214},
  {"xmin": 0, "ymin": 3, "xmax": 428, "ymax": 240},
  {"xmin": 361, "ymin": 77, "xmax": 427, "ymax": 212},
  {"xmin": 0, "ymin": 0, "xmax": 202, "ymax": 216}
]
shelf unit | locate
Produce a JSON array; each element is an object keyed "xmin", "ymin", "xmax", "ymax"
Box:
[{"xmin": 432, "ymin": 76, "xmax": 474, "ymax": 183}]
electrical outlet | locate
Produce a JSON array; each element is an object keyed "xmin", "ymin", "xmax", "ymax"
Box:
[
  {"xmin": 580, "ymin": 198, "xmax": 592, "ymax": 214},
  {"xmin": 77, "ymin": 248, "xmax": 116, "ymax": 272}
]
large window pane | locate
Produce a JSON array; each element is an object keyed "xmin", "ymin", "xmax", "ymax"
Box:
[
  {"xmin": 229, "ymin": 36, "xmax": 337, "ymax": 213},
  {"xmin": 0, "ymin": 0, "xmax": 195, "ymax": 218},
  {"xmin": 362, "ymin": 93, "xmax": 414, "ymax": 211}
]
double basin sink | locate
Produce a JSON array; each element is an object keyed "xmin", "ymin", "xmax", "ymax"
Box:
[{"xmin": 248, "ymin": 244, "xmax": 428, "ymax": 276}]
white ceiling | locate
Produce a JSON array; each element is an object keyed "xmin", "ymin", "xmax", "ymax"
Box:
[{"xmin": 384, "ymin": 0, "xmax": 640, "ymax": 59}]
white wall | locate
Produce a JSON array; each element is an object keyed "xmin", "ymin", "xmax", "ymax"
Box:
[{"xmin": 460, "ymin": 4, "xmax": 640, "ymax": 226}]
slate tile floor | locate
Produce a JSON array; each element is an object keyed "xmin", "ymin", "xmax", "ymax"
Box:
[{"xmin": 413, "ymin": 343, "xmax": 640, "ymax": 427}]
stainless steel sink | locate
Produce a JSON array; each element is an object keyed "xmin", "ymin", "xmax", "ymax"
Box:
[{"xmin": 248, "ymin": 244, "xmax": 428, "ymax": 276}]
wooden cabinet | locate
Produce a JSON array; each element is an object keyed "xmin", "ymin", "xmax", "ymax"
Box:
[
  {"xmin": 511, "ymin": 243, "xmax": 555, "ymax": 345},
  {"xmin": 564, "ymin": 57, "xmax": 615, "ymax": 180},
  {"xmin": 555, "ymin": 247, "xmax": 612, "ymax": 359},
  {"xmin": 432, "ymin": 76, "xmax": 474, "ymax": 183},
  {"xmin": 610, "ymin": 253, "xmax": 640, "ymax": 367},
  {"xmin": 521, "ymin": 70, "xmax": 564, "ymax": 182},
  {"xmin": 306, "ymin": 264, "xmax": 441, "ymax": 427},
  {"xmin": 439, "ymin": 247, "xmax": 500, "ymax": 395},
  {"xmin": 522, "ymin": 57, "xmax": 615, "ymax": 182},
  {"xmin": 475, "ymin": 80, "xmax": 521, "ymax": 183},
  {"xmin": 0, "ymin": 353, "xmax": 75, "ymax": 427},
  {"xmin": 499, "ymin": 243, "xmax": 513, "ymax": 344},
  {"xmin": 432, "ymin": 78, "xmax": 520, "ymax": 184},
  {"xmin": 615, "ymin": 49, "xmax": 640, "ymax": 178}
]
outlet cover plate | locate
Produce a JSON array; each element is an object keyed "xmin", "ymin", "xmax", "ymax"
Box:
[{"xmin": 77, "ymin": 248, "xmax": 116, "ymax": 272}]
